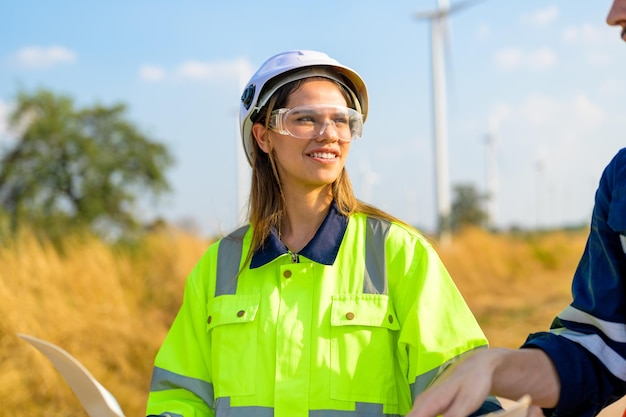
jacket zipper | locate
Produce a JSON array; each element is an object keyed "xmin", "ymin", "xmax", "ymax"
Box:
[{"xmin": 289, "ymin": 251, "xmax": 300, "ymax": 263}]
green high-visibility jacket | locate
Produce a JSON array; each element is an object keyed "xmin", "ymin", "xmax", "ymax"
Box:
[{"xmin": 147, "ymin": 208, "xmax": 490, "ymax": 417}]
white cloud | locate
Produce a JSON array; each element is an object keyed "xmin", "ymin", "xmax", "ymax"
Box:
[
  {"xmin": 520, "ymin": 93, "xmax": 559, "ymax": 125},
  {"xmin": 177, "ymin": 60, "xmax": 214, "ymax": 80},
  {"xmin": 521, "ymin": 6, "xmax": 559, "ymax": 26},
  {"xmin": 506, "ymin": 92, "xmax": 605, "ymax": 130},
  {"xmin": 562, "ymin": 23, "xmax": 608, "ymax": 43},
  {"xmin": 488, "ymin": 102, "xmax": 511, "ymax": 133},
  {"xmin": 572, "ymin": 93, "xmax": 606, "ymax": 126},
  {"xmin": 598, "ymin": 77, "xmax": 626, "ymax": 97},
  {"xmin": 527, "ymin": 48, "xmax": 558, "ymax": 70},
  {"xmin": 176, "ymin": 58, "xmax": 254, "ymax": 82},
  {"xmin": 585, "ymin": 50, "xmax": 611, "ymax": 67},
  {"xmin": 139, "ymin": 65, "xmax": 166, "ymax": 82},
  {"xmin": 475, "ymin": 23, "xmax": 490, "ymax": 41},
  {"xmin": 494, "ymin": 48, "xmax": 523, "ymax": 70},
  {"xmin": 140, "ymin": 57, "xmax": 254, "ymax": 84},
  {"xmin": 494, "ymin": 47, "xmax": 558, "ymax": 71},
  {"xmin": 13, "ymin": 45, "xmax": 76, "ymax": 69}
]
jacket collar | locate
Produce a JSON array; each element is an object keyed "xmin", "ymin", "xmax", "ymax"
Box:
[{"xmin": 250, "ymin": 202, "xmax": 348, "ymax": 268}]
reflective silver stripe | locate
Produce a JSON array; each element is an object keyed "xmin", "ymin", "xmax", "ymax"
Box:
[
  {"xmin": 363, "ymin": 217, "xmax": 391, "ymax": 295},
  {"xmin": 410, "ymin": 346, "xmax": 488, "ymax": 400},
  {"xmin": 150, "ymin": 366, "xmax": 215, "ymax": 409},
  {"xmin": 311, "ymin": 401, "xmax": 401, "ymax": 416},
  {"xmin": 552, "ymin": 328, "xmax": 626, "ymax": 381},
  {"xmin": 410, "ymin": 365, "xmax": 440, "ymax": 400},
  {"xmin": 215, "ymin": 397, "xmax": 400, "ymax": 417},
  {"xmin": 215, "ymin": 225, "xmax": 248, "ymax": 296},
  {"xmin": 620, "ymin": 235, "xmax": 626, "ymax": 254},
  {"xmin": 215, "ymin": 397, "xmax": 273, "ymax": 417},
  {"xmin": 558, "ymin": 305, "xmax": 626, "ymax": 343}
]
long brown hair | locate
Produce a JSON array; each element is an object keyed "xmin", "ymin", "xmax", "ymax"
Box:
[{"xmin": 245, "ymin": 76, "xmax": 413, "ymax": 260}]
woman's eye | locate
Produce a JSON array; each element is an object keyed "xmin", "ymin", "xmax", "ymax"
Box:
[{"xmin": 295, "ymin": 116, "xmax": 316, "ymax": 125}]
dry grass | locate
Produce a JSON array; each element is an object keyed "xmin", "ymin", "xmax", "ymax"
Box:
[
  {"xmin": 1, "ymin": 228, "xmax": 209, "ymax": 416},
  {"xmin": 436, "ymin": 226, "xmax": 587, "ymax": 348},
  {"xmin": 3, "ymin": 224, "xmax": 622, "ymax": 416}
]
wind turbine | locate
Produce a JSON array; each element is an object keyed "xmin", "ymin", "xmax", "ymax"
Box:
[
  {"xmin": 415, "ymin": 0, "xmax": 487, "ymax": 245},
  {"xmin": 484, "ymin": 123, "xmax": 499, "ymax": 230}
]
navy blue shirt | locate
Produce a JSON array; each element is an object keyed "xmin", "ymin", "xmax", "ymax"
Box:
[{"xmin": 523, "ymin": 148, "xmax": 626, "ymax": 416}]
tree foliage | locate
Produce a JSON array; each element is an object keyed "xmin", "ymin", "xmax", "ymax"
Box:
[
  {"xmin": 450, "ymin": 183, "xmax": 489, "ymax": 231},
  {"xmin": 0, "ymin": 88, "xmax": 174, "ymax": 238}
]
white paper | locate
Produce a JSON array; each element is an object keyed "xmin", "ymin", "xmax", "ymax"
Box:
[{"xmin": 18, "ymin": 333, "xmax": 126, "ymax": 417}]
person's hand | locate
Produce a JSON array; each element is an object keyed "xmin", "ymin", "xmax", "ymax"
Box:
[{"xmin": 407, "ymin": 348, "xmax": 506, "ymax": 417}]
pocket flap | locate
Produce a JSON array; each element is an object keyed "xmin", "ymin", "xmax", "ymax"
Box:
[
  {"xmin": 206, "ymin": 294, "xmax": 260, "ymax": 330},
  {"xmin": 330, "ymin": 294, "xmax": 400, "ymax": 330}
]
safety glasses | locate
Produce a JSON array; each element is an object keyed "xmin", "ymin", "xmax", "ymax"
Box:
[{"xmin": 268, "ymin": 104, "xmax": 363, "ymax": 141}]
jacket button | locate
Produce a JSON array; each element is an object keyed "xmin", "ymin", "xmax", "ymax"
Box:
[
  {"xmin": 283, "ymin": 270, "xmax": 292, "ymax": 278},
  {"xmin": 388, "ymin": 314, "xmax": 394, "ymax": 324},
  {"xmin": 237, "ymin": 310, "xmax": 245, "ymax": 317},
  {"xmin": 345, "ymin": 312, "xmax": 355, "ymax": 320},
  {"xmin": 207, "ymin": 316, "xmax": 212, "ymax": 324}
]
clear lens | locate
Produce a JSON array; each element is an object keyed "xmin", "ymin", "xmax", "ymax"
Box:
[{"xmin": 269, "ymin": 104, "xmax": 363, "ymax": 141}]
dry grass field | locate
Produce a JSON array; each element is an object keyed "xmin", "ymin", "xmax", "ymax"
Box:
[{"xmin": 1, "ymin": 225, "xmax": 624, "ymax": 416}]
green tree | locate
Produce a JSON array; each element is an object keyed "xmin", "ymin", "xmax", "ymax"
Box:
[
  {"xmin": 450, "ymin": 183, "xmax": 489, "ymax": 231},
  {"xmin": 0, "ymin": 88, "xmax": 174, "ymax": 238}
]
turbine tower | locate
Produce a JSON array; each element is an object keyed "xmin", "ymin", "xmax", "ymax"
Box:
[
  {"xmin": 484, "ymin": 125, "xmax": 499, "ymax": 230},
  {"xmin": 415, "ymin": 0, "xmax": 485, "ymax": 244}
]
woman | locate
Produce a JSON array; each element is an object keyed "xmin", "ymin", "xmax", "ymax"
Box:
[{"xmin": 146, "ymin": 50, "xmax": 499, "ymax": 417}]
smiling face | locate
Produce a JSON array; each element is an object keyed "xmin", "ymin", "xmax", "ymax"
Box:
[{"xmin": 252, "ymin": 78, "xmax": 352, "ymax": 195}]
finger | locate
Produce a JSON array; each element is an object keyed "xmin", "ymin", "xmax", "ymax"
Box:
[{"xmin": 527, "ymin": 405, "xmax": 544, "ymax": 417}]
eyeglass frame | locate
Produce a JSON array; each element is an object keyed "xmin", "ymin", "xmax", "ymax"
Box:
[{"xmin": 267, "ymin": 104, "xmax": 364, "ymax": 142}]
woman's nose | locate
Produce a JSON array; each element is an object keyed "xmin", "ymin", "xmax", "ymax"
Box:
[{"xmin": 317, "ymin": 121, "xmax": 340, "ymax": 141}]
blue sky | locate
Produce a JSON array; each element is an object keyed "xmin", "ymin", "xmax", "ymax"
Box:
[{"xmin": 2, "ymin": 1, "xmax": 624, "ymax": 237}]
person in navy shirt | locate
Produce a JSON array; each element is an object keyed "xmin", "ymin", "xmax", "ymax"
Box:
[{"xmin": 407, "ymin": 2, "xmax": 626, "ymax": 415}]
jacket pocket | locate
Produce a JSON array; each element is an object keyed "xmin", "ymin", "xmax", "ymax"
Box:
[
  {"xmin": 329, "ymin": 294, "xmax": 400, "ymax": 405},
  {"xmin": 206, "ymin": 294, "xmax": 260, "ymax": 397}
]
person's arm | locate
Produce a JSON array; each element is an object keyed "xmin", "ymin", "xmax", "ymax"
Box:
[
  {"xmin": 407, "ymin": 347, "xmax": 559, "ymax": 417},
  {"xmin": 410, "ymin": 148, "xmax": 626, "ymax": 417},
  {"xmin": 389, "ymin": 229, "xmax": 499, "ymax": 415},
  {"xmin": 523, "ymin": 148, "xmax": 626, "ymax": 415},
  {"xmin": 146, "ymin": 253, "xmax": 217, "ymax": 417}
]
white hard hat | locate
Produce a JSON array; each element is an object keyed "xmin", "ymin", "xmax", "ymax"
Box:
[{"xmin": 239, "ymin": 50, "xmax": 368, "ymax": 165}]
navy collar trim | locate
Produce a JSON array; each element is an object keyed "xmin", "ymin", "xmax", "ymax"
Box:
[{"xmin": 250, "ymin": 202, "xmax": 348, "ymax": 268}]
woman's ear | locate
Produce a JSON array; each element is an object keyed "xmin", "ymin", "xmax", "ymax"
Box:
[{"xmin": 252, "ymin": 123, "xmax": 271, "ymax": 154}]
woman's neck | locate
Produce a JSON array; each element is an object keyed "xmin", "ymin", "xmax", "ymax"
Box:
[{"xmin": 280, "ymin": 187, "xmax": 332, "ymax": 253}]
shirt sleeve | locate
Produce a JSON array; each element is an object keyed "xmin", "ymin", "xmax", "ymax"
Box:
[
  {"xmin": 523, "ymin": 148, "xmax": 626, "ymax": 416},
  {"xmin": 146, "ymin": 251, "xmax": 216, "ymax": 417},
  {"xmin": 387, "ymin": 225, "xmax": 496, "ymax": 413}
]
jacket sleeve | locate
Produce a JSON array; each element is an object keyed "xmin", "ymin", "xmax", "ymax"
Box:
[
  {"xmin": 388, "ymin": 225, "xmax": 500, "ymax": 415},
  {"xmin": 146, "ymin": 251, "xmax": 216, "ymax": 417},
  {"xmin": 523, "ymin": 148, "xmax": 626, "ymax": 417}
]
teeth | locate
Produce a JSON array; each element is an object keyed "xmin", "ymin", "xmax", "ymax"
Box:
[{"xmin": 310, "ymin": 152, "xmax": 336, "ymax": 159}]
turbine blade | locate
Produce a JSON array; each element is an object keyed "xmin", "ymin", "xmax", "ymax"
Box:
[{"xmin": 448, "ymin": 0, "xmax": 490, "ymax": 16}]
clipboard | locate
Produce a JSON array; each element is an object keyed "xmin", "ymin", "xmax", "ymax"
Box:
[{"xmin": 18, "ymin": 333, "xmax": 126, "ymax": 417}]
